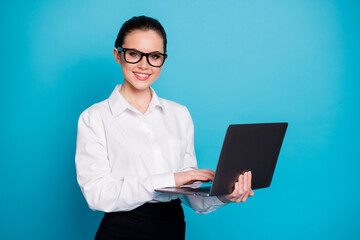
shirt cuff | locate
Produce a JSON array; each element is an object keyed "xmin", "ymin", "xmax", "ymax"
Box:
[
  {"xmin": 150, "ymin": 173, "xmax": 176, "ymax": 190},
  {"xmin": 217, "ymin": 195, "xmax": 232, "ymax": 204}
]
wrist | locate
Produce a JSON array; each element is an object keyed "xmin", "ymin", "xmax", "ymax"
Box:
[{"xmin": 217, "ymin": 195, "xmax": 232, "ymax": 203}]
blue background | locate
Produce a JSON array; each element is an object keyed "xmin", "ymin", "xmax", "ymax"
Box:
[{"xmin": 1, "ymin": 0, "xmax": 359, "ymax": 239}]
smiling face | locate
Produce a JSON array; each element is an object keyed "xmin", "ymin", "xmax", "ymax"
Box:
[{"xmin": 114, "ymin": 29, "xmax": 165, "ymax": 92}]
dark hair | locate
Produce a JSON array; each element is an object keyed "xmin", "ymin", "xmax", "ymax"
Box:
[{"xmin": 114, "ymin": 16, "xmax": 167, "ymax": 53}]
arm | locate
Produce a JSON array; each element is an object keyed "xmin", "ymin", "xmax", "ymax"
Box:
[
  {"xmin": 75, "ymin": 110, "xmax": 175, "ymax": 212},
  {"xmin": 175, "ymin": 107, "xmax": 254, "ymax": 213},
  {"xmin": 174, "ymin": 107, "xmax": 227, "ymax": 214}
]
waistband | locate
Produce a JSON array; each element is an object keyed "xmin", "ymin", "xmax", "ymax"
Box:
[{"xmin": 105, "ymin": 199, "xmax": 184, "ymax": 219}]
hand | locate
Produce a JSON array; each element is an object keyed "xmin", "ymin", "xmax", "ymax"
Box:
[
  {"xmin": 220, "ymin": 171, "xmax": 254, "ymax": 203},
  {"xmin": 174, "ymin": 169, "xmax": 215, "ymax": 187}
]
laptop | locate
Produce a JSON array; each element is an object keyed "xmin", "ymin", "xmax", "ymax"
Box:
[{"xmin": 155, "ymin": 122, "xmax": 288, "ymax": 196}]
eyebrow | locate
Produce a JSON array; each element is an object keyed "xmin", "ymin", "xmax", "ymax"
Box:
[{"xmin": 126, "ymin": 48, "xmax": 164, "ymax": 54}]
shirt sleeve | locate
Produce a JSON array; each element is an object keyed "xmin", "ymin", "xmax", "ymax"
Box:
[
  {"xmin": 178, "ymin": 107, "xmax": 228, "ymax": 214},
  {"xmin": 75, "ymin": 110, "xmax": 176, "ymax": 212}
]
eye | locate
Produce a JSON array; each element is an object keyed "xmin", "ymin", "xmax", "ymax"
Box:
[
  {"xmin": 150, "ymin": 54, "xmax": 161, "ymax": 60},
  {"xmin": 129, "ymin": 51, "xmax": 140, "ymax": 57}
]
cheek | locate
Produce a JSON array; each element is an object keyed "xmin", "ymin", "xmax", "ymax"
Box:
[
  {"xmin": 153, "ymin": 68, "xmax": 162, "ymax": 76},
  {"xmin": 121, "ymin": 63, "xmax": 134, "ymax": 73}
]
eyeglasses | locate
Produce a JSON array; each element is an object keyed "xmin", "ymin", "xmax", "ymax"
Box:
[{"xmin": 117, "ymin": 47, "xmax": 167, "ymax": 67}]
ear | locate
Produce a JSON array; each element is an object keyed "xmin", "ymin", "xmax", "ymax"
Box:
[{"xmin": 113, "ymin": 48, "xmax": 122, "ymax": 65}]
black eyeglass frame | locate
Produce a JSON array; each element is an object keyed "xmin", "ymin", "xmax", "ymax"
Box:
[{"xmin": 117, "ymin": 47, "xmax": 167, "ymax": 67}]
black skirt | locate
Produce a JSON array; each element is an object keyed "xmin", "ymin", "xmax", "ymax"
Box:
[{"xmin": 94, "ymin": 199, "xmax": 185, "ymax": 240}]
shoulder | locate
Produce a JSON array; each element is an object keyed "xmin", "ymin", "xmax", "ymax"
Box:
[
  {"xmin": 158, "ymin": 98, "xmax": 193, "ymax": 128},
  {"xmin": 78, "ymin": 99, "xmax": 109, "ymax": 124},
  {"xmin": 159, "ymin": 98, "xmax": 190, "ymax": 116}
]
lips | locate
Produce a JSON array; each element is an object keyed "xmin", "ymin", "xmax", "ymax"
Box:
[{"xmin": 134, "ymin": 72, "xmax": 151, "ymax": 81}]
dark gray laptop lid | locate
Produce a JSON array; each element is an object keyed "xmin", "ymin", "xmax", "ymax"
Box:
[{"xmin": 209, "ymin": 122, "xmax": 288, "ymax": 196}]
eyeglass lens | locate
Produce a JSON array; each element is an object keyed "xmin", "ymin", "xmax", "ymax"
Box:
[{"xmin": 124, "ymin": 49, "xmax": 165, "ymax": 67}]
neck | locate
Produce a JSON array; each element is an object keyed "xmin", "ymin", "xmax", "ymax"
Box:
[{"xmin": 119, "ymin": 82, "xmax": 152, "ymax": 114}]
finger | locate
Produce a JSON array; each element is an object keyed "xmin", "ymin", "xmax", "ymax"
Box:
[
  {"xmin": 230, "ymin": 182, "xmax": 239, "ymax": 202},
  {"xmin": 203, "ymin": 170, "xmax": 215, "ymax": 179},
  {"xmin": 248, "ymin": 171, "xmax": 252, "ymax": 189},
  {"xmin": 182, "ymin": 172, "xmax": 210, "ymax": 185},
  {"xmin": 235, "ymin": 181, "xmax": 239, "ymax": 193},
  {"xmin": 192, "ymin": 175, "xmax": 212, "ymax": 183},
  {"xmin": 234, "ymin": 182, "xmax": 241, "ymax": 202},
  {"xmin": 205, "ymin": 169, "xmax": 216, "ymax": 176},
  {"xmin": 238, "ymin": 174, "xmax": 244, "ymax": 194},
  {"xmin": 195, "ymin": 169, "xmax": 215, "ymax": 179},
  {"xmin": 197, "ymin": 169, "xmax": 215, "ymax": 176},
  {"xmin": 249, "ymin": 189, "xmax": 254, "ymax": 197},
  {"xmin": 243, "ymin": 172, "xmax": 249, "ymax": 192},
  {"xmin": 235, "ymin": 175, "xmax": 244, "ymax": 202},
  {"xmin": 192, "ymin": 171, "xmax": 214, "ymax": 182},
  {"xmin": 240, "ymin": 173, "xmax": 250, "ymax": 202},
  {"xmin": 201, "ymin": 171, "xmax": 215, "ymax": 181},
  {"xmin": 231, "ymin": 181, "xmax": 238, "ymax": 195}
]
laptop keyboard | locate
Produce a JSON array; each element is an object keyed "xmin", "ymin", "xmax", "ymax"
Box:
[{"xmin": 181, "ymin": 186, "xmax": 211, "ymax": 193}]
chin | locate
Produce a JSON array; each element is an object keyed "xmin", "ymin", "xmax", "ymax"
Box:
[{"xmin": 130, "ymin": 80, "xmax": 153, "ymax": 91}]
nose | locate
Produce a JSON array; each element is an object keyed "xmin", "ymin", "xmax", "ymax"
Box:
[{"xmin": 137, "ymin": 55, "xmax": 149, "ymax": 69}]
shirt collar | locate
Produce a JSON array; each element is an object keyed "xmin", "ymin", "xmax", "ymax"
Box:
[{"xmin": 108, "ymin": 84, "xmax": 164, "ymax": 116}]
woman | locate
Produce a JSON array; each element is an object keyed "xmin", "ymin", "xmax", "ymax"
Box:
[{"xmin": 75, "ymin": 16, "xmax": 254, "ymax": 239}]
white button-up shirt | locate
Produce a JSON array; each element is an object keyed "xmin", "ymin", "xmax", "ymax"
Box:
[{"xmin": 75, "ymin": 84, "xmax": 224, "ymax": 214}]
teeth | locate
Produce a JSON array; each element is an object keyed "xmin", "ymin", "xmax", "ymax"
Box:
[{"xmin": 135, "ymin": 73, "xmax": 149, "ymax": 77}]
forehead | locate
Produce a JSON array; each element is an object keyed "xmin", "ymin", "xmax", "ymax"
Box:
[{"xmin": 122, "ymin": 30, "xmax": 164, "ymax": 52}]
